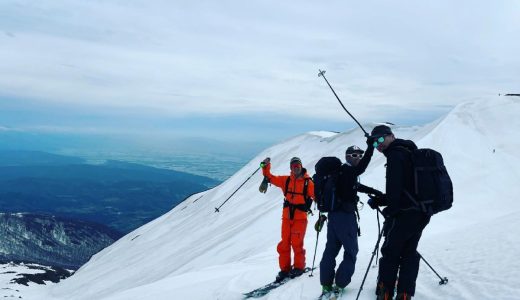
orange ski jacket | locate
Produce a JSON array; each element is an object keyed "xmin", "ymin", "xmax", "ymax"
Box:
[{"xmin": 262, "ymin": 163, "xmax": 315, "ymax": 220}]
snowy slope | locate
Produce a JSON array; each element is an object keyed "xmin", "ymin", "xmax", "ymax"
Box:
[{"xmin": 31, "ymin": 98, "xmax": 520, "ymax": 300}]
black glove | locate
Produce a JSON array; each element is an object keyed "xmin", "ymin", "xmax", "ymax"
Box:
[
  {"xmin": 314, "ymin": 214, "xmax": 327, "ymax": 232},
  {"xmin": 367, "ymin": 198, "xmax": 379, "ymax": 210},
  {"xmin": 259, "ymin": 177, "xmax": 269, "ymax": 193}
]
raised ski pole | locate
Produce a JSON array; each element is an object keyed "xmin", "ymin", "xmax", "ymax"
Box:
[
  {"xmin": 318, "ymin": 69, "xmax": 369, "ymax": 137},
  {"xmin": 355, "ymin": 226, "xmax": 384, "ymax": 300},
  {"xmin": 214, "ymin": 166, "xmax": 261, "ymax": 213},
  {"xmin": 418, "ymin": 253, "xmax": 449, "ymax": 285}
]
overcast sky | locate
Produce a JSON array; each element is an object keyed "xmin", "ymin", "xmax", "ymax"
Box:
[{"xmin": 1, "ymin": 0, "xmax": 519, "ymax": 145}]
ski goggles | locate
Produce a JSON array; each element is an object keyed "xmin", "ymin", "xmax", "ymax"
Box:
[
  {"xmin": 290, "ymin": 163, "xmax": 302, "ymax": 168},
  {"xmin": 346, "ymin": 153, "xmax": 363, "ymax": 158},
  {"xmin": 372, "ymin": 136, "xmax": 386, "ymax": 148}
]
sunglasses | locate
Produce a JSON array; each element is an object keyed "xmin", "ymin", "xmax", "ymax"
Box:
[
  {"xmin": 346, "ymin": 153, "xmax": 363, "ymax": 158},
  {"xmin": 372, "ymin": 136, "xmax": 386, "ymax": 148},
  {"xmin": 291, "ymin": 163, "xmax": 302, "ymax": 168}
]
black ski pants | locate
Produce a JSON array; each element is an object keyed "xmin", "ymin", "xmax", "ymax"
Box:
[{"xmin": 378, "ymin": 210, "xmax": 430, "ymax": 296}]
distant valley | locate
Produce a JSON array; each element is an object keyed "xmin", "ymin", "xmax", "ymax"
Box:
[
  {"xmin": 0, "ymin": 150, "xmax": 221, "ymax": 281},
  {"xmin": 0, "ymin": 151, "xmax": 219, "ymax": 233}
]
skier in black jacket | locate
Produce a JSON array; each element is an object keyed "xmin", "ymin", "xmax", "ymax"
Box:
[
  {"xmin": 319, "ymin": 140, "xmax": 382, "ymax": 299},
  {"xmin": 367, "ymin": 125, "xmax": 431, "ymax": 300}
]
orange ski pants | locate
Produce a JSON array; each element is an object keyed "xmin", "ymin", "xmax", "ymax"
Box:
[{"xmin": 278, "ymin": 218, "xmax": 308, "ymax": 272}]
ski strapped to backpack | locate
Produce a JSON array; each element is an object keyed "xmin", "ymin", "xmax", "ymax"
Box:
[
  {"xmin": 397, "ymin": 147, "xmax": 453, "ymax": 216},
  {"xmin": 283, "ymin": 177, "xmax": 313, "ymax": 219}
]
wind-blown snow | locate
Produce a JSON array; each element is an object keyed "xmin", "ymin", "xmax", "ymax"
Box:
[{"xmin": 28, "ymin": 98, "xmax": 520, "ymax": 299}]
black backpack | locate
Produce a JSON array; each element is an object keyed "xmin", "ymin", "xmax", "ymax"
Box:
[
  {"xmin": 313, "ymin": 157, "xmax": 343, "ymax": 212},
  {"xmin": 402, "ymin": 148, "xmax": 453, "ymax": 216}
]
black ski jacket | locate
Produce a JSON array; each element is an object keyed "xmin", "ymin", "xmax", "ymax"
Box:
[
  {"xmin": 381, "ymin": 138, "xmax": 418, "ymax": 218},
  {"xmin": 336, "ymin": 144, "xmax": 377, "ymax": 212}
]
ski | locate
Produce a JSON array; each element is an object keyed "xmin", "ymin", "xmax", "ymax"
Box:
[{"xmin": 243, "ymin": 267, "xmax": 312, "ymax": 299}]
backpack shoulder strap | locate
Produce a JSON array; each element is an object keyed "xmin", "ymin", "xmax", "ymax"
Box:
[
  {"xmin": 284, "ymin": 176, "xmax": 291, "ymax": 197},
  {"xmin": 303, "ymin": 178, "xmax": 309, "ymax": 198}
]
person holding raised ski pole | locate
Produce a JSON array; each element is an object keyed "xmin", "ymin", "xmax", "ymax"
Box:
[{"xmin": 316, "ymin": 70, "xmax": 382, "ymax": 299}]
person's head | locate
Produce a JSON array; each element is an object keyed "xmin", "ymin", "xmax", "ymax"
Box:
[
  {"xmin": 370, "ymin": 125, "xmax": 395, "ymax": 152},
  {"xmin": 290, "ymin": 157, "xmax": 303, "ymax": 177},
  {"xmin": 345, "ymin": 145, "xmax": 364, "ymax": 166}
]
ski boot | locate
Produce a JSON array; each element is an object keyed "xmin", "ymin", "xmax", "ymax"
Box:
[
  {"xmin": 333, "ymin": 285, "xmax": 345, "ymax": 299},
  {"xmin": 275, "ymin": 270, "xmax": 289, "ymax": 283},
  {"xmin": 289, "ymin": 268, "xmax": 304, "ymax": 278},
  {"xmin": 318, "ymin": 285, "xmax": 334, "ymax": 300}
]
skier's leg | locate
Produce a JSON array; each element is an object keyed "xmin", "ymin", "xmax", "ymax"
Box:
[
  {"xmin": 291, "ymin": 218, "xmax": 308, "ymax": 271},
  {"xmin": 319, "ymin": 212, "xmax": 342, "ymax": 287},
  {"xmin": 397, "ymin": 214, "xmax": 430, "ymax": 296},
  {"xmin": 277, "ymin": 218, "xmax": 292, "ymax": 272},
  {"xmin": 334, "ymin": 212, "xmax": 359, "ymax": 288}
]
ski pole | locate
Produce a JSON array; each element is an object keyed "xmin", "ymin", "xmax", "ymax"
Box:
[
  {"xmin": 418, "ymin": 253, "xmax": 448, "ymax": 285},
  {"xmin": 355, "ymin": 227, "xmax": 384, "ymax": 300},
  {"xmin": 309, "ymin": 230, "xmax": 320, "ymax": 277},
  {"xmin": 318, "ymin": 69, "xmax": 369, "ymax": 137},
  {"xmin": 309, "ymin": 213, "xmax": 326, "ymax": 277},
  {"xmin": 375, "ymin": 208, "xmax": 381, "ymax": 266},
  {"xmin": 214, "ymin": 166, "xmax": 261, "ymax": 213}
]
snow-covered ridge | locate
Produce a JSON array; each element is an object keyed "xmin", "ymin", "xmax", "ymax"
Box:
[{"xmin": 38, "ymin": 98, "xmax": 520, "ymax": 300}]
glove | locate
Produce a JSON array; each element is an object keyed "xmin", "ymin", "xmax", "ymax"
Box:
[
  {"xmin": 259, "ymin": 177, "xmax": 269, "ymax": 193},
  {"xmin": 260, "ymin": 157, "xmax": 270, "ymax": 169},
  {"xmin": 367, "ymin": 198, "xmax": 379, "ymax": 210},
  {"xmin": 314, "ymin": 214, "xmax": 327, "ymax": 232}
]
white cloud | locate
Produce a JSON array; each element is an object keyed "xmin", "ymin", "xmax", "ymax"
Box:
[{"xmin": 0, "ymin": 0, "xmax": 518, "ymax": 122}]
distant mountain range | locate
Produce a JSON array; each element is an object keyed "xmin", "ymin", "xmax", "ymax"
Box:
[
  {"xmin": 0, "ymin": 150, "xmax": 219, "ymax": 233},
  {"xmin": 0, "ymin": 213, "xmax": 121, "ymax": 269}
]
